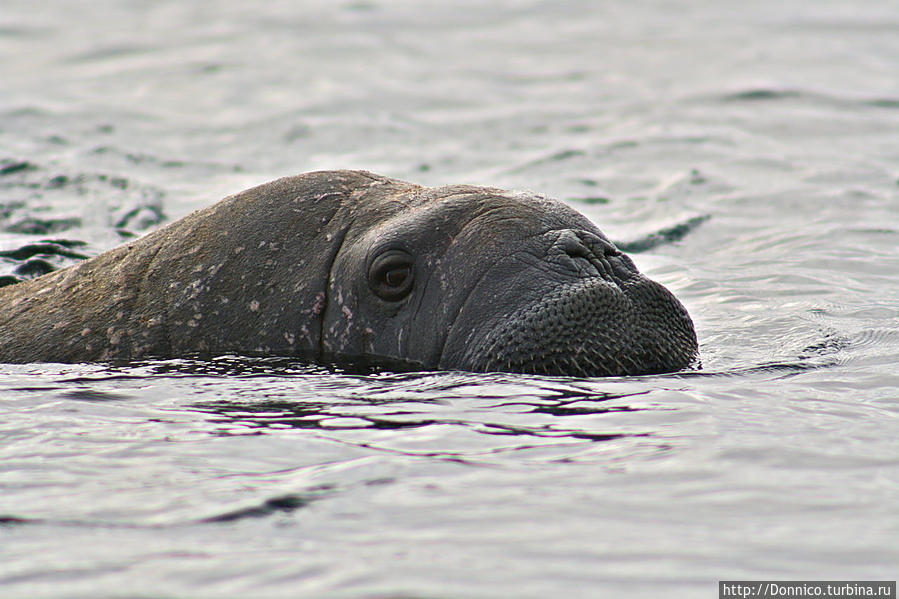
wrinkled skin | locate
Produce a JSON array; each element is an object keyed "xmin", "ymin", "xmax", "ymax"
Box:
[{"xmin": 0, "ymin": 170, "xmax": 698, "ymax": 376}]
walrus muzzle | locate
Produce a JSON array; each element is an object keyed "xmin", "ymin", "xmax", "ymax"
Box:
[{"xmin": 441, "ymin": 228, "xmax": 697, "ymax": 376}]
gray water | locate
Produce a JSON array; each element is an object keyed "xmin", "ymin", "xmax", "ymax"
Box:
[{"xmin": 1, "ymin": 1, "xmax": 898, "ymax": 597}]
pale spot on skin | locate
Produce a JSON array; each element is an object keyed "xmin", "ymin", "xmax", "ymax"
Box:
[
  {"xmin": 106, "ymin": 327, "xmax": 122, "ymax": 346},
  {"xmin": 312, "ymin": 292, "xmax": 325, "ymax": 315}
]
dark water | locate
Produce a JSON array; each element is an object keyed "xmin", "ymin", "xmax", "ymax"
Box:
[{"xmin": 2, "ymin": 0, "xmax": 898, "ymax": 597}]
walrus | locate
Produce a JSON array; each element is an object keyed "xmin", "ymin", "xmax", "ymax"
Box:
[{"xmin": 0, "ymin": 170, "xmax": 698, "ymax": 376}]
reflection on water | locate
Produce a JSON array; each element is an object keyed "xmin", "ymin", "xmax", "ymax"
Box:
[{"xmin": 190, "ymin": 388, "xmax": 643, "ymax": 441}]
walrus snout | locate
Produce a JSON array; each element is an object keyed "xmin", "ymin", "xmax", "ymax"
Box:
[
  {"xmin": 452, "ymin": 274, "xmax": 697, "ymax": 377},
  {"xmin": 550, "ymin": 229, "xmax": 636, "ymax": 285},
  {"xmin": 438, "ymin": 225, "xmax": 697, "ymax": 377}
]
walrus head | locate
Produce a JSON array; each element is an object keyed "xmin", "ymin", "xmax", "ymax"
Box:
[
  {"xmin": 324, "ymin": 176, "xmax": 698, "ymax": 376},
  {"xmin": 0, "ymin": 170, "xmax": 697, "ymax": 375}
]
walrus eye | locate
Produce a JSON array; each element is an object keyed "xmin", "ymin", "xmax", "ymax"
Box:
[{"xmin": 369, "ymin": 249, "xmax": 415, "ymax": 301}]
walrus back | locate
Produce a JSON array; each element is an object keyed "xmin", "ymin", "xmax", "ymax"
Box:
[
  {"xmin": 0, "ymin": 170, "xmax": 388, "ymax": 364},
  {"xmin": 0, "ymin": 239, "xmax": 169, "ymax": 363}
]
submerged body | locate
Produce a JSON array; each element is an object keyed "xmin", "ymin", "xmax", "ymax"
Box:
[{"xmin": 0, "ymin": 170, "xmax": 697, "ymax": 376}]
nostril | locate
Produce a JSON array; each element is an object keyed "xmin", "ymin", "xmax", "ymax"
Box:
[
  {"xmin": 553, "ymin": 229, "xmax": 591, "ymax": 259},
  {"xmin": 576, "ymin": 230, "xmax": 620, "ymax": 258},
  {"xmin": 554, "ymin": 229, "xmax": 624, "ymax": 281},
  {"xmin": 561, "ymin": 236, "xmax": 591, "ymax": 260}
]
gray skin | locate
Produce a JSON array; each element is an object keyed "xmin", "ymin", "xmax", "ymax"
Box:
[{"xmin": 0, "ymin": 170, "xmax": 698, "ymax": 376}]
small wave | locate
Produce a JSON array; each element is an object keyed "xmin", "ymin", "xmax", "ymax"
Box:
[
  {"xmin": 5, "ymin": 216, "xmax": 83, "ymax": 235},
  {"xmin": 0, "ymin": 240, "xmax": 90, "ymax": 285},
  {"xmin": 0, "ymin": 159, "xmax": 169, "ymax": 269},
  {"xmin": 864, "ymin": 98, "xmax": 899, "ymax": 109},
  {"xmin": 89, "ymin": 144, "xmax": 243, "ymax": 172},
  {"xmin": 721, "ymin": 89, "xmax": 804, "ymax": 102},
  {"xmin": 506, "ymin": 148, "xmax": 588, "ymax": 173},
  {"xmin": 200, "ymin": 489, "xmax": 335, "ymax": 524},
  {"xmin": 566, "ymin": 195, "xmax": 610, "ymax": 205},
  {"xmin": 0, "ymin": 159, "xmax": 38, "ymax": 176},
  {"xmin": 615, "ymin": 214, "xmax": 710, "ymax": 253},
  {"xmin": 717, "ymin": 87, "xmax": 899, "ymax": 111},
  {"xmin": 60, "ymin": 388, "xmax": 131, "ymax": 402}
]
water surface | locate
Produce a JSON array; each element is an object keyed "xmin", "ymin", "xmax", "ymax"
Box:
[{"xmin": 1, "ymin": 0, "xmax": 898, "ymax": 597}]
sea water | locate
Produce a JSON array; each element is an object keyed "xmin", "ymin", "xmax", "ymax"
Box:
[{"xmin": 1, "ymin": 1, "xmax": 897, "ymax": 597}]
